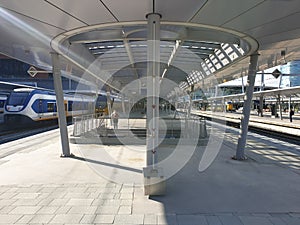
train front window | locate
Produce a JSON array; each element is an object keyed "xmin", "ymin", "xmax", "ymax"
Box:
[{"xmin": 7, "ymin": 92, "xmax": 30, "ymax": 106}]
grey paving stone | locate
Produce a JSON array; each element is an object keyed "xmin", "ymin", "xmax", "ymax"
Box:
[
  {"xmin": 16, "ymin": 215, "xmax": 34, "ymax": 224},
  {"xmin": 98, "ymin": 193, "xmax": 116, "ymax": 199},
  {"xmin": 0, "ymin": 187, "xmax": 10, "ymax": 193},
  {"xmin": 80, "ymin": 214, "xmax": 96, "ymax": 223},
  {"xmin": 63, "ymin": 223, "xmax": 88, "ymax": 225},
  {"xmin": 92, "ymin": 199, "xmax": 121, "ymax": 206},
  {"xmin": 5, "ymin": 188, "xmax": 19, "ymax": 193},
  {"xmin": 0, "ymin": 192, "xmax": 18, "ymax": 199},
  {"xmin": 105, "ymin": 183, "xmax": 117, "ymax": 188},
  {"xmin": 49, "ymin": 214, "xmax": 83, "ymax": 224},
  {"xmin": 68, "ymin": 205, "xmax": 97, "ymax": 214},
  {"xmin": 269, "ymin": 217, "xmax": 287, "ymax": 225},
  {"xmin": 0, "ymin": 214, "xmax": 22, "ymax": 224},
  {"xmin": 64, "ymin": 193, "xmax": 90, "ymax": 199},
  {"xmin": 75, "ymin": 183, "xmax": 90, "ymax": 188},
  {"xmin": 114, "ymin": 193, "xmax": 121, "ymax": 199},
  {"xmin": 0, "ymin": 199, "xmax": 17, "ymax": 206},
  {"xmin": 9, "ymin": 206, "xmax": 41, "ymax": 214},
  {"xmin": 118, "ymin": 205, "xmax": 132, "ymax": 214},
  {"xmin": 120, "ymin": 199, "xmax": 133, "ymax": 206},
  {"xmin": 15, "ymin": 187, "xmax": 41, "ymax": 193},
  {"xmin": 62, "ymin": 184, "xmax": 78, "ymax": 188},
  {"xmin": 96, "ymin": 205, "xmax": 120, "ymax": 214},
  {"xmin": 47, "ymin": 192, "xmax": 67, "ymax": 199},
  {"xmin": 87, "ymin": 187, "xmax": 101, "ymax": 193},
  {"xmin": 41, "ymin": 184, "xmax": 61, "ymax": 188},
  {"xmin": 281, "ymin": 217, "xmax": 300, "ymax": 225},
  {"xmin": 158, "ymin": 214, "xmax": 177, "ymax": 225},
  {"xmin": 120, "ymin": 187, "xmax": 134, "ymax": 193},
  {"xmin": 289, "ymin": 213, "xmax": 300, "ymax": 218},
  {"xmin": 114, "ymin": 214, "xmax": 144, "ymax": 224},
  {"xmin": 53, "ymin": 187, "xmax": 69, "ymax": 194},
  {"xmin": 36, "ymin": 192, "xmax": 51, "ymax": 200},
  {"xmin": 38, "ymin": 187, "xmax": 57, "ymax": 193},
  {"xmin": 218, "ymin": 215, "xmax": 243, "ymax": 225},
  {"xmin": 89, "ymin": 183, "xmax": 110, "ymax": 188},
  {"xmin": 13, "ymin": 193, "xmax": 40, "ymax": 200},
  {"xmin": 251, "ymin": 213, "xmax": 272, "ymax": 217},
  {"xmin": 205, "ymin": 215, "xmax": 222, "ymax": 225},
  {"xmin": 120, "ymin": 193, "xmax": 133, "ymax": 200},
  {"xmin": 0, "ymin": 205, "xmax": 15, "ymax": 213},
  {"xmin": 48, "ymin": 198, "xmax": 69, "ymax": 206},
  {"xmin": 37, "ymin": 197, "xmax": 55, "ymax": 206},
  {"xmin": 12, "ymin": 198, "xmax": 41, "ymax": 206},
  {"xmin": 55, "ymin": 206, "xmax": 72, "ymax": 214},
  {"xmin": 269, "ymin": 213, "xmax": 291, "ymax": 218},
  {"xmin": 88, "ymin": 191, "xmax": 102, "ymax": 198},
  {"xmin": 177, "ymin": 215, "xmax": 208, "ymax": 225},
  {"xmin": 36, "ymin": 206, "xmax": 59, "ymax": 214},
  {"xmin": 102, "ymin": 187, "xmax": 121, "ymax": 193},
  {"xmin": 144, "ymin": 214, "xmax": 157, "ymax": 224},
  {"xmin": 239, "ymin": 216, "xmax": 273, "ymax": 225},
  {"xmin": 29, "ymin": 214, "xmax": 54, "ymax": 223},
  {"xmin": 66, "ymin": 198, "xmax": 94, "ymax": 206},
  {"xmin": 93, "ymin": 214, "xmax": 115, "ymax": 223}
]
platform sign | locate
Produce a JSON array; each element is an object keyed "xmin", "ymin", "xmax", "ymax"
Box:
[
  {"xmin": 272, "ymin": 69, "xmax": 281, "ymax": 79},
  {"xmin": 27, "ymin": 66, "xmax": 51, "ymax": 78},
  {"xmin": 27, "ymin": 66, "xmax": 38, "ymax": 77}
]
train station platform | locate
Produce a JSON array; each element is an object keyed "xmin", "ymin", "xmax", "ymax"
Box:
[
  {"xmin": 0, "ymin": 121, "xmax": 299, "ymax": 225},
  {"xmin": 192, "ymin": 110, "xmax": 300, "ymax": 137}
]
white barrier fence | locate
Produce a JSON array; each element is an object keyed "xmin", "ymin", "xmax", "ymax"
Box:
[
  {"xmin": 73, "ymin": 114, "xmax": 104, "ymax": 137},
  {"xmin": 72, "ymin": 113, "xmax": 207, "ymax": 139}
]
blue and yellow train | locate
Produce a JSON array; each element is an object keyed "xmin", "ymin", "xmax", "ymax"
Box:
[
  {"xmin": 0, "ymin": 95, "xmax": 7, "ymax": 115},
  {"xmin": 4, "ymin": 88, "xmax": 96, "ymax": 124}
]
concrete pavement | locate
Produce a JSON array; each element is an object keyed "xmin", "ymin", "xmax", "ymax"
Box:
[{"xmin": 0, "ymin": 124, "xmax": 299, "ymax": 224}]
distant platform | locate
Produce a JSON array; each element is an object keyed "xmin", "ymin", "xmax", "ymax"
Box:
[{"xmin": 192, "ymin": 109, "xmax": 300, "ymax": 137}]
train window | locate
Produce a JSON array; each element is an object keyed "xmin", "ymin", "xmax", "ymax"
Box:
[
  {"xmin": 0, "ymin": 100, "xmax": 4, "ymax": 108},
  {"xmin": 68, "ymin": 101, "xmax": 73, "ymax": 111},
  {"xmin": 47, "ymin": 102, "xmax": 56, "ymax": 112},
  {"xmin": 7, "ymin": 92, "xmax": 30, "ymax": 105}
]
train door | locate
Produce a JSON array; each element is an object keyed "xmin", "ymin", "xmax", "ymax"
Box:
[
  {"xmin": 47, "ymin": 102, "xmax": 56, "ymax": 118},
  {"xmin": 64, "ymin": 100, "xmax": 68, "ymax": 117},
  {"xmin": 38, "ymin": 99, "xmax": 43, "ymax": 119}
]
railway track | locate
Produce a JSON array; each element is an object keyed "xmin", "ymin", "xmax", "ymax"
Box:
[
  {"xmin": 0, "ymin": 124, "xmax": 59, "ymax": 144},
  {"xmin": 203, "ymin": 115, "xmax": 300, "ymax": 145}
]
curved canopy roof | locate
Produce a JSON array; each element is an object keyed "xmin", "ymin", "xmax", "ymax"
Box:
[{"xmin": 1, "ymin": 0, "xmax": 300, "ymax": 96}]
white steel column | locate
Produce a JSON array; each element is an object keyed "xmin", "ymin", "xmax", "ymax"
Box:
[
  {"xmin": 278, "ymin": 94, "xmax": 283, "ymax": 120},
  {"xmin": 235, "ymin": 52, "xmax": 259, "ymax": 160},
  {"xmin": 106, "ymin": 86, "xmax": 112, "ymax": 117},
  {"xmin": 121, "ymin": 94, "xmax": 126, "ymax": 114},
  {"xmin": 146, "ymin": 13, "xmax": 161, "ymax": 167},
  {"xmin": 259, "ymin": 71, "xmax": 264, "ymax": 117},
  {"xmin": 187, "ymin": 85, "xmax": 194, "ymax": 118},
  {"xmin": 51, "ymin": 52, "xmax": 71, "ymax": 157}
]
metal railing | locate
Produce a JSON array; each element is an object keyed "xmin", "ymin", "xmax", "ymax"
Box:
[
  {"xmin": 72, "ymin": 112, "xmax": 207, "ymax": 139},
  {"xmin": 73, "ymin": 113, "xmax": 104, "ymax": 137}
]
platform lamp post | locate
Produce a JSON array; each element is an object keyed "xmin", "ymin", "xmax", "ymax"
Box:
[
  {"xmin": 234, "ymin": 52, "xmax": 259, "ymax": 160},
  {"xmin": 51, "ymin": 52, "xmax": 71, "ymax": 157}
]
